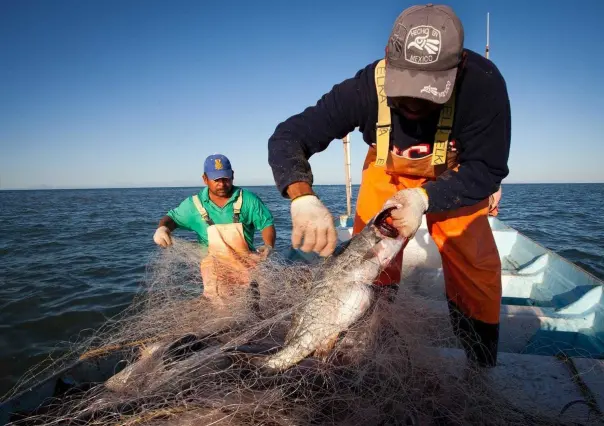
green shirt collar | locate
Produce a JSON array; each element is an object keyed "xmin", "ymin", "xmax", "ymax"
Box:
[{"xmin": 199, "ymin": 186, "xmax": 241, "ymax": 207}]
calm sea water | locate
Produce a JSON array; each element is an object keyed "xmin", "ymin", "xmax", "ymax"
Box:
[{"xmin": 1, "ymin": 183, "xmax": 603, "ymax": 396}]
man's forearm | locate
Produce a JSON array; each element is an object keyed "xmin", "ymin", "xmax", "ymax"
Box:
[
  {"xmin": 262, "ymin": 225, "xmax": 276, "ymax": 248},
  {"xmin": 158, "ymin": 215, "xmax": 177, "ymax": 232}
]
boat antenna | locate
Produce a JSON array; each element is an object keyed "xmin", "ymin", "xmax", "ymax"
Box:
[{"xmin": 485, "ymin": 12, "xmax": 490, "ymax": 59}]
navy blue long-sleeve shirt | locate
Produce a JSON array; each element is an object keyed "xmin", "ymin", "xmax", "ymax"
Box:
[{"xmin": 267, "ymin": 49, "xmax": 511, "ymax": 213}]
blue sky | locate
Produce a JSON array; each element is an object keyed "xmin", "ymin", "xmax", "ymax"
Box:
[{"xmin": 1, "ymin": 0, "xmax": 603, "ymax": 189}]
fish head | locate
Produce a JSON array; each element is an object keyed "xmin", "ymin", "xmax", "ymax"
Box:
[
  {"xmin": 353, "ymin": 207, "xmax": 406, "ymax": 282},
  {"xmin": 365, "ymin": 235, "xmax": 405, "ymax": 265},
  {"xmin": 355, "ymin": 235, "xmax": 405, "ymax": 281}
]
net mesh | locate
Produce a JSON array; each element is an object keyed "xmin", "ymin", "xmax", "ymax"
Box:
[{"xmin": 2, "ymin": 237, "xmax": 601, "ymax": 425}]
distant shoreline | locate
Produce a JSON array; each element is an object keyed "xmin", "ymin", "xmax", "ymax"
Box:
[{"xmin": 2, "ymin": 182, "xmax": 604, "ymax": 191}]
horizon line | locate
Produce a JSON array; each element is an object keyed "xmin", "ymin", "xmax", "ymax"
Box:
[{"xmin": 2, "ymin": 181, "xmax": 604, "ymax": 191}]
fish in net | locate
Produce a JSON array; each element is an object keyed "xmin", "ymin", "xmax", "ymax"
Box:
[{"xmin": 2, "ymin": 226, "xmax": 600, "ymax": 426}]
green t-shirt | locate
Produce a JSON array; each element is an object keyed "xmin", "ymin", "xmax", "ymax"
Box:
[{"xmin": 166, "ymin": 187, "xmax": 274, "ymax": 251}]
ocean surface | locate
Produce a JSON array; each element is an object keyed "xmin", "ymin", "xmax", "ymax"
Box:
[{"xmin": 1, "ymin": 183, "xmax": 603, "ymax": 397}]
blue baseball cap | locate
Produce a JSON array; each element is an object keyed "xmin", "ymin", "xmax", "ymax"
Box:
[{"xmin": 204, "ymin": 154, "xmax": 234, "ymax": 180}]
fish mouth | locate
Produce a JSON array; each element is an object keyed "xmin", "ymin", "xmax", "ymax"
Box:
[
  {"xmin": 361, "ymin": 207, "xmax": 405, "ymax": 266},
  {"xmin": 373, "ymin": 206, "xmax": 399, "ymax": 239}
]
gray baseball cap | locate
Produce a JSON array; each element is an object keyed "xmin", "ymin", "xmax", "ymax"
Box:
[{"xmin": 384, "ymin": 4, "xmax": 464, "ymax": 104}]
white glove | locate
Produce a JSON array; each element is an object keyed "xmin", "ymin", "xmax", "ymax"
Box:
[
  {"xmin": 153, "ymin": 226, "xmax": 172, "ymax": 248},
  {"xmin": 290, "ymin": 195, "xmax": 337, "ymax": 257},
  {"xmin": 256, "ymin": 244, "xmax": 273, "ymax": 259},
  {"xmin": 381, "ymin": 188, "xmax": 429, "ymax": 239}
]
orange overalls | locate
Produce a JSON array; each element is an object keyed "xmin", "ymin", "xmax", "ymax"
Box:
[
  {"xmin": 193, "ymin": 192, "xmax": 261, "ymax": 306},
  {"xmin": 351, "ymin": 60, "xmax": 502, "ymax": 367}
]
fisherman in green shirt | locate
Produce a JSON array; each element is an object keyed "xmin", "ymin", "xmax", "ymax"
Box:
[
  {"xmin": 153, "ymin": 153, "xmax": 275, "ymax": 252},
  {"xmin": 153, "ymin": 154, "xmax": 276, "ymax": 302}
]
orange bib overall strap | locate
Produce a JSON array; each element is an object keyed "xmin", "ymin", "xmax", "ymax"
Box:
[
  {"xmin": 354, "ymin": 59, "xmax": 502, "ymax": 327},
  {"xmin": 193, "ymin": 192, "xmax": 259, "ymax": 301}
]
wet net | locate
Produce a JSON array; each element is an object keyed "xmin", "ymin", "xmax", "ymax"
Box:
[{"xmin": 1, "ymin": 237, "xmax": 601, "ymax": 425}]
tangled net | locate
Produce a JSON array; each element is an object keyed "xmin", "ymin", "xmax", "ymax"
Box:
[{"xmin": 1, "ymin": 237, "xmax": 600, "ymax": 425}]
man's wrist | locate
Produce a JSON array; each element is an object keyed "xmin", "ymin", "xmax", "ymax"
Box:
[
  {"xmin": 416, "ymin": 187, "xmax": 429, "ymax": 212},
  {"xmin": 286, "ymin": 182, "xmax": 315, "ymax": 201},
  {"xmin": 159, "ymin": 215, "xmax": 177, "ymax": 231}
]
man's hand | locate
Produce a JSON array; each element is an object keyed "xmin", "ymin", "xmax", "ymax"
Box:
[
  {"xmin": 489, "ymin": 186, "xmax": 502, "ymax": 217},
  {"xmin": 153, "ymin": 225, "xmax": 173, "ymax": 248},
  {"xmin": 256, "ymin": 244, "xmax": 273, "ymax": 260},
  {"xmin": 290, "ymin": 195, "xmax": 337, "ymax": 257},
  {"xmin": 380, "ymin": 188, "xmax": 429, "ymax": 239}
]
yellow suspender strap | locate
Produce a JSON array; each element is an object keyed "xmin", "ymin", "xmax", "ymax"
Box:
[
  {"xmin": 233, "ymin": 191, "xmax": 243, "ymax": 214},
  {"xmin": 192, "ymin": 195, "xmax": 213, "ymax": 225},
  {"xmin": 374, "ymin": 59, "xmax": 390, "ymax": 168},
  {"xmin": 431, "ymin": 89, "xmax": 456, "ymax": 166},
  {"xmin": 193, "ymin": 191, "xmax": 243, "ymax": 224},
  {"xmin": 232, "ymin": 190, "xmax": 243, "ymax": 222}
]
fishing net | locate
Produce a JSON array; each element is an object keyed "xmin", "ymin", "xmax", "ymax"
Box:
[{"xmin": 2, "ymin": 237, "xmax": 601, "ymax": 425}]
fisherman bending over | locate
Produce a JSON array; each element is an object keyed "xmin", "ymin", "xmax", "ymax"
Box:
[
  {"xmin": 153, "ymin": 154, "xmax": 276, "ymax": 302},
  {"xmin": 267, "ymin": 4, "xmax": 511, "ymax": 368}
]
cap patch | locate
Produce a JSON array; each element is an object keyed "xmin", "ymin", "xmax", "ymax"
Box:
[{"xmin": 405, "ymin": 25, "xmax": 442, "ymax": 64}]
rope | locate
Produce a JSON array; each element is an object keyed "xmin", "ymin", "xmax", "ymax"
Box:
[
  {"xmin": 78, "ymin": 335, "xmax": 170, "ymax": 360},
  {"xmin": 555, "ymin": 351, "xmax": 603, "ymax": 421},
  {"xmin": 80, "ymin": 327, "xmax": 234, "ymax": 361}
]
